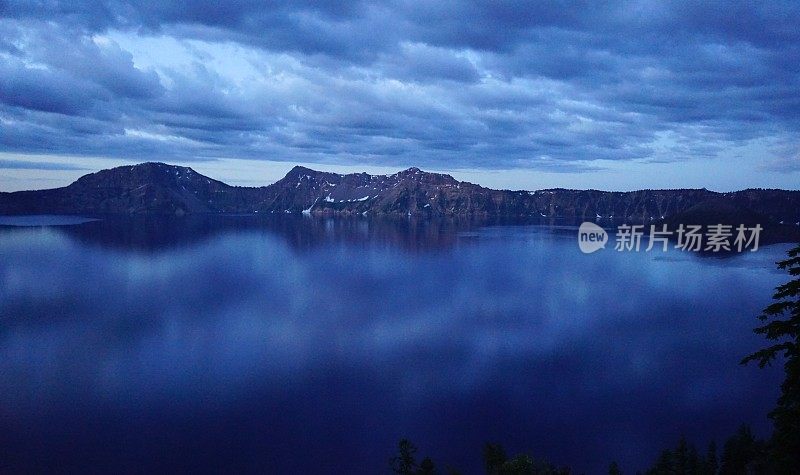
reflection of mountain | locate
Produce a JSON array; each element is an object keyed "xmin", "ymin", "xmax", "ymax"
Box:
[
  {"xmin": 1, "ymin": 162, "xmax": 799, "ymax": 242},
  {"xmin": 0, "ymin": 219, "xmax": 785, "ymax": 474},
  {"xmin": 660, "ymin": 198, "xmax": 800, "ymax": 245},
  {"xmin": 15, "ymin": 215, "xmax": 486, "ymax": 253}
]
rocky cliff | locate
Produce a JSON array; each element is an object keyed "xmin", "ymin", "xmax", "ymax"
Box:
[{"xmin": 1, "ymin": 163, "xmax": 799, "ymax": 229}]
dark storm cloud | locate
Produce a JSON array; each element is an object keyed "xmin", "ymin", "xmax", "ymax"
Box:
[
  {"xmin": 0, "ymin": 158, "xmax": 88, "ymax": 170},
  {"xmin": 0, "ymin": 1, "xmax": 798, "ymax": 171},
  {"xmin": 378, "ymin": 43, "xmax": 480, "ymax": 84}
]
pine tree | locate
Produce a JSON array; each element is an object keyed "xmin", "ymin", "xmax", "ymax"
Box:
[
  {"xmin": 484, "ymin": 443, "xmax": 508, "ymax": 475},
  {"xmin": 391, "ymin": 439, "xmax": 419, "ymax": 475},
  {"xmin": 719, "ymin": 425, "xmax": 763, "ymax": 474},
  {"xmin": 419, "ymin": 456, "xmax": 437, "ymax": 475},
  {"xmin": 704, "ymin": 441, "xmax": 718, "ymax": 475},
  {"xmin": 741, "ymin": 243, "xmax": 800, "ymax": 469}
]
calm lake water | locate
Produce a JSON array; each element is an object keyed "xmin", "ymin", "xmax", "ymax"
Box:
[{"xmin": 0, "ymin": 216, "xmax": 788, "ymax": 473}]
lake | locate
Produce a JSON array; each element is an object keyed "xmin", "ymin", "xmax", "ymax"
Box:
[{"xmin": 0, "ymin": 216, "xmax": 788, "ymax": 473}]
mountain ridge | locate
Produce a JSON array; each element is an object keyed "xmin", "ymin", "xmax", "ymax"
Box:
[{"xmin": 1, "ymin": 163, "xmax": 799, "ymax": 235}]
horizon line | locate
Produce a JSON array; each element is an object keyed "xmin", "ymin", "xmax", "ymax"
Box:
[{"xmin": 2, "ymin": 160, "xmax": 798, "ymax": 195}]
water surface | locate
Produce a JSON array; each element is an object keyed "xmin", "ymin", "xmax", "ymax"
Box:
[{"xmin": 0, "ymin": 216, "xmax": 787, "ymax": 473}]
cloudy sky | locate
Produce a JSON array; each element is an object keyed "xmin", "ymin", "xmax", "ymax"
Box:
[{"xmin": 0, "ymin": 1, "xmax": 798, "ymax": 191}]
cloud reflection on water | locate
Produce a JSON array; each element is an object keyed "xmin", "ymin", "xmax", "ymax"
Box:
[{"xmin": 0, "ymin": 217, "xmax": 789, "ymax": 473}]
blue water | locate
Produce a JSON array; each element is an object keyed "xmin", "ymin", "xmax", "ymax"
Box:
[
  {"xmin": 0, "ymin": 215, "xmax": 99, "ymax": 226},
  {"xmin": 0, "ymin": 216, "xmax": 788, "ymax": 473}
]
